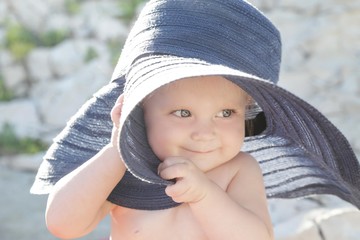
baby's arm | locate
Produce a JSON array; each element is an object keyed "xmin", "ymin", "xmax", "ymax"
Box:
[
  {"xmin": 191, "ymin": 154, "xmax": 273, "ymax": 240},
  {"xmin": 159, "ymin": 153, "xmax": 273, "ymax": 240},
  {"xmin": 46, "ymin": 95, "xmax": 126, "ymax": 239}
]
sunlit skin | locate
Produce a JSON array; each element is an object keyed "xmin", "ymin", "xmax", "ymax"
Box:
[{"xmin": 46, "ymin": 76, "xmax": 274, "ymax": 240}]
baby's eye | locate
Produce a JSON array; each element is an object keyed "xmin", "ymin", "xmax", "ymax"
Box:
[
  {"xmin": 216, "ymin": 109, "xmax": 235, "ymax": 118},
  {"xmin": 173, "ymin": 109, "xmax": 191, "ymax": 117}
]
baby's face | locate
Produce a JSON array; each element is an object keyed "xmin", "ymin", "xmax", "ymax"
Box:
[{"xmin": 143, "ymin": 76, "xmax": 248, "ymax": 172}]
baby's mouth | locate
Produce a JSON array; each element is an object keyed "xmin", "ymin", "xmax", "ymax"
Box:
[{"xmin": 183, "ymin": 147, "xmax": 217, "ymax": 154}]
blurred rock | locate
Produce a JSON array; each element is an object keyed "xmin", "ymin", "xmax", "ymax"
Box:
[
  {"xmin": 0, "ymin": 99, "xmax": 41, "ymax": 138},
  {"xmin": 2, "ymin": 63, "xmax": 27, "ymax": 96},
  {"xmin": 275, "ymin": 212, "xmax": 322, "ymax": 240},
  {"xmin": 0, "ymin": 152, "xmax": 45, "ymax": 171},
  {"xmin": 8, "ymin": 0, "xmax": 50, "ymax": 32},
  {"xmin": 318, "ymin": 208, "xmax": 360, "ymax": 240},
  {"xmin": 270, "ymin": 197, "xmax": 359, "ymax": 240},
  {"xmin": 0, "ymin": 1, "xmax": 8, "ymax": 24},
  {"xmin": 30, "ymin": 59, "xmax": 111, "ymax": 128},
  {"xmin": 26, "ymin": 48, "xmax": 53, "ymax": 83},
  {"xmin": 49, "ymin": 40, "xmax": 85, "ymax": 77},
  {"xmin": 93, "ymin": 17, "xmax": 129, "ymax": 42},
  {"xmin": 0, "ymin": 51, "xmax": 14, "ymax": 68},
  {"xmin": 44, "ymin": 12, "xmax": 71, "ymax": 33}
]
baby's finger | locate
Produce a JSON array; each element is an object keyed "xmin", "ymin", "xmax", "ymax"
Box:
[
  {"xmin": 158, "ymin": 157, "xmax": 194, "ymax": 178},
  {"xmin": 165, "ymin": 179, "xmax": 190, "ymax": 203},
  {"xmin": 159, "ymin": 156, "xmax": 193, "ymax": 171},
  {"xmin": 110, "ymin": 94, "xmax": 124, "ymax": 127},
  {"xmin": 158, "ymin": 161, "xmax": 187, "ymax": 181}
]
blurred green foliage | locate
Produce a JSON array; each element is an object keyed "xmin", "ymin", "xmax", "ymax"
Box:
[
  {"xmin": 0, "ymin": 75, "xmax": 14, "ymax": 102},
  {"xmin": 39, "ymin": 30, "xmax": 70, "ymax": 47},
  {"xmin": 84, "ymin": 47, "xmax": 99, "ymax": 62},
  {"xmin": 5, "ymin": 24, "xmax": 69, "ymax": 60},
  {"xmin": 0, "ymin": 123, "xmax": 48, "ymax": 156},
  {"xmin": 119, "ymin": 0, "xmax": 147, "ymax": 21},
  {"xmin": 5, "ymin": 24, "xmax": 36, "ymax": 60},
  {"xmin": 65, "ymin": 0, "xmax": 82, "ymax": 15},
  {"xmin": 107, "ymin": 39, "xmax": 124, "ymax": 66}
]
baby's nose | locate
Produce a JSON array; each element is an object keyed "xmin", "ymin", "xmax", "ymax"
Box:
[{"xmin": 190, "ymin": 121, "xmax": 216, "ymax": 141}]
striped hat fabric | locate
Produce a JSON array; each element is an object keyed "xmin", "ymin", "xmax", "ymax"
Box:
[{"xmin": 31, "ymin": 0, "xmax": 360, "ymax": 210}]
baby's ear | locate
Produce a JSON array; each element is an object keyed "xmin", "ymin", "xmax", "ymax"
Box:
[{"xmin": 111, "ymin": 94, "xmax": 124, "ymax": 127}]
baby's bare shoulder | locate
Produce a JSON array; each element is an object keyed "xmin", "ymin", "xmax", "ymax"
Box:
[
  {"xmin": 228, "ymin": 152, "xmax": 260, "ymax": 172},
  {"xmin": 226, "ymin": 152, "xmax": 264, "ymax": 192},
  {"xmin": 208, "ymin": 152, "xmax": 260, "ymax": 190}
]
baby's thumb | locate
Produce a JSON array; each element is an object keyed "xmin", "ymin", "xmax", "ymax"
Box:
[{"xmin": 111, "ymin": 94, "xmax": 124, "ymax": 128}]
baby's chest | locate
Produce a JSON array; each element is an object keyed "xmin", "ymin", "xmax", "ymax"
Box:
[{"xmin": 111, "ymin": 205, "xmax": 207, "ymax": 240}]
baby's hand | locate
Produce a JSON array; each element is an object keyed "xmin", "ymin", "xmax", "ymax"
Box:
[
  {"xmin": 158, "ymin": 157, "xmax": 212, "ymax": 203},
  {"xmin": 109, "ymin": 94, "xmax": 126, "ymax": 169},
  {"xmin": 110, "ymin": 94, "xmax": 124, "ymax": 148}
]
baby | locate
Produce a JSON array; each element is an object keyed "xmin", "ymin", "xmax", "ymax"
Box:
[
  {"xmin": 31, "ymin": 0, "xmax": 360, "ymax": 239},
  {"xmin": 45, "ymin": 76, "xmax": 273, "ymax": 239}
]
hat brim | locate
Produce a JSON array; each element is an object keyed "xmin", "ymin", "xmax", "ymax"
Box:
[
  {"xmin": 31, "ymin": 59, "xmax": 360, "ymax": 210},
  {"xmin": 119, "ymin": 55, "xmax": 360, "ymax": 208}
]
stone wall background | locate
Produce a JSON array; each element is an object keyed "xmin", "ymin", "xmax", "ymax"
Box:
[{"xmin": 0, "ymin": 0, "xmax": 359, "ymax": 240}]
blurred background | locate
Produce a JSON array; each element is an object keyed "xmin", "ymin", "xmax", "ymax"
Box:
[{"xmin": 0, "ymin": 0, "xmax": 359, "ymax": 239}]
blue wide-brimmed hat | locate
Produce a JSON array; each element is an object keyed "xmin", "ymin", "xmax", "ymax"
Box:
[{"xmin": 31, "ymin": 0, "xmax": 360, "ymax": 210}]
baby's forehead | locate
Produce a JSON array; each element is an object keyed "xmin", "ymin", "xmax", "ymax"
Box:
[
  {"xmin": 160, "ymin": 75, "xmax": 248, "ymax": 95},
  {"xmin": 142, "ymin": 75, "xmax": 249, "ymax": 107}
]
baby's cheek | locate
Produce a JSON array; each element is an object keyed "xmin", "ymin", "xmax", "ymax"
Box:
[{"xmin": 147, "ymin": 135, "xmax": 168, "ymax": 161}]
